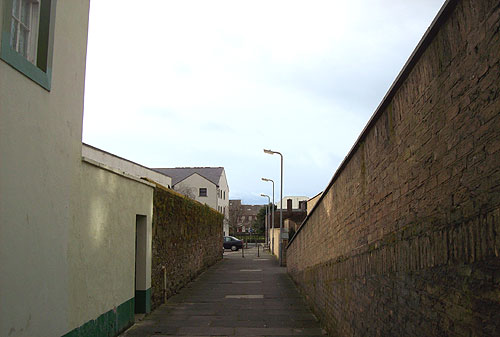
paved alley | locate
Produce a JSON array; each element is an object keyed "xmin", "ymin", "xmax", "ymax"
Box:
[{"xmin": 121, "ymin": 246, "xmax": 327, "ymax": 337}]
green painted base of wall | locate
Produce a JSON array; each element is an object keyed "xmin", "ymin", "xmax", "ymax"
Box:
[
  {"xmin": 62, "ymin": 297, "xmax": 134, "ymax": 337},
  {"xmin": 135, "ymin": 288, "xmax": 151, "ymax": 314}
]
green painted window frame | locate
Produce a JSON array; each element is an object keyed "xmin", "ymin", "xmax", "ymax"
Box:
[{"xmin": 1, "ymin": 0, "xmax": 56, "ymax": 91}]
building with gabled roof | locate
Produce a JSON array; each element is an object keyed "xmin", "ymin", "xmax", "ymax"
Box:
[
  {"xmin": 154, "ymin": 167, "xmax": 230, "ymax": 235},
  {"xmin": 229, "ymin": 200, "xmax": 264, "ymax": 233}
]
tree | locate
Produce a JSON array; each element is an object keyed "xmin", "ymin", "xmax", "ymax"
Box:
[
  {"xmin": 174, "ymin": 185, "xmax": 196, "ymax": 199},
  {"xmin": 228, "ymin": 204, "xmax": 242, "ymax": 235},
  {"xmin": 252, "ymin": 203, "xmax": 273, "ymax": 234}
]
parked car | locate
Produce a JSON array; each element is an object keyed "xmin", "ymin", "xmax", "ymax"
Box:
[{"xmin": 223, "ymin": 236, "xmax": 243, "ymax": 251}]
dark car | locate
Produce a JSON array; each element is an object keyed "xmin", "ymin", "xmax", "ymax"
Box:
[{"xmin": 223, "ymin": 236, "xmax": 243, "ymax": 251}]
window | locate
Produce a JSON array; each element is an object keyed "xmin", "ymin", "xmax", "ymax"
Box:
[
  {"xmin": 223, "ymin": 191, "xmax": 225, "ymax": 200},
  {"xmin": 10, "ymin": 0, "xmax": 40, "ymax": 63},
  {"xmin": 199, "ymin": 188, "xmax": 207, "ymax": 197},
  {"xmin": 1, "ymin": 0, "xmax": 55, "ymax": 90}
]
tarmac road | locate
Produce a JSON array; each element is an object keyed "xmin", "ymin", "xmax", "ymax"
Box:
[{"xmin": 120, "ymin": 245, "xmax": 327, "ymax": 337}]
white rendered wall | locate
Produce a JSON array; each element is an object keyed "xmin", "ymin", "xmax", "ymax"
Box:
[
  {"xmin": 276, "ymin": 196, "xmax": 309, "ymax": 210},
  {"xmin": 217, "ymin": 169, "xmax": 230, "ymax": 235},
  {"xmin": 217, "ymin": 169, "xmax": 230, "ymax": 217},
  {"xmin": 82, "ymin": 144, "xmax": 172, "ymax": 188},
  {"xmin": 174, "ymin": 173, "xmax": 217, "ymax": 209},
  {"xmin": 270, "ymin": 228, "xmax": 281, "ymax": 259},
  {"xmin": 0, "ymin": 1, "xmax": 90, "ymax": 336},
  {"xmin": 69, "ymin": 160, "xmax": 153, "ymax": 329}
]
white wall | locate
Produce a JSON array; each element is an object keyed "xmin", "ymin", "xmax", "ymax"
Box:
[
  {"xmin": 1, "ymin": 2, "xmax": 155, "ymax": 336},
  {"xmin": 217, "ymin": 169, "xmax": 230, "ymax": 235},
  {"xmin": 0, "ymin": 1, "xmax": 90, "ymax": 336},
  {"xmin": 69, "ymin": 159, "xmax": 153, "ymax": 329},
  {"xmin": 82, "ymin": 144, "xmax": 172, "ymax": 188},
  {"xmin": 270, "ymin": 228, "xmax": 281, "ymax": 259},
  {"xmin": 174, "ymin": 173, "xmax": 217, "ymax": 209},
  {"xmin": 276, "ymin": 196, "xmax": 309, "ymax": 210}
]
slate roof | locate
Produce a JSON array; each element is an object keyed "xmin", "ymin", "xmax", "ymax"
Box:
[{"xmin": 153, "ymin": 167, "xmax": 224, "ymax": 186}]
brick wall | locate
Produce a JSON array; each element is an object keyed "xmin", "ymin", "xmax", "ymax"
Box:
[
  {"xmin": 150, "ymin": 184, "xmax": 223, "ymax": 310},
  {"xmin": 287, "ymin": 0, "xmax": 500, "ymax": 336}
]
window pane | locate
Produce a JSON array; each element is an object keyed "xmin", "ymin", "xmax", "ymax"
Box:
[
  {"xmin": 20, "ymin": 0, "xmax": 31, "ymax": 25},
  {"xmin": 10, "ymin": 21, "xmax": 18, "ymax": 49},
  {"xmin": 13, "ymin": 0, "xmax": 20, "ymax": 18},
  {"xmin": 19, "ymin": 26, "xmax": 29, "ymax": 57}
]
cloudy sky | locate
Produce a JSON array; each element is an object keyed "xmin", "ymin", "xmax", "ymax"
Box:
[{"xmin": 83, "ymin": 0, "xmax": 446, "ymax": 204}]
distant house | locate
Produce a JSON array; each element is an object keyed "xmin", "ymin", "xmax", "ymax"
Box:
[
  {"xmin": 154, "ymin": 167, "xmax": 230, "ymax": 235},
  {"xmin": 229, "ymin": 200, "xmax": 263, "ymax": 233},
  {"xmin": 269, "ymin": 196, "xmax": 308, "ymax": 259},
  {"xmin": 273, "ymin": 197, "xmax": 308, "ymax": 229},
  {"xmin": 276, "ymin": 196, "xmax": 309, "ymax": 211}
]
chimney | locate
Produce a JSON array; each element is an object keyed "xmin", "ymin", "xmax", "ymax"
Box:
[{"xmin": 287, "ymin": 199, "xmax": 292, "ymax": 215}]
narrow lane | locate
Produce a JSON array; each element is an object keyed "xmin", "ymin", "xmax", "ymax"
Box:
[{"xmin": 121, "ymin": 245, "xmax": 327, "ymax": 336}]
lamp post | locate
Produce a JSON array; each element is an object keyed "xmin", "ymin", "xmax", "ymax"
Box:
[
  {"xmin": 260, "ymin": 193, "xmax": 270, "ymax": 252},
  {"xmin": 263, "ymin": 149, "xmax": 283, "ymax": 266},
  {"xmin": 261, "ymin": 177, "xmax": 274, "ymax": 254}
]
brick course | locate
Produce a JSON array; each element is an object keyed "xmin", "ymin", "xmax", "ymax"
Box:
[{"xmin": 287, "ymin": 0, "xmax": 500, "ymax": 336}]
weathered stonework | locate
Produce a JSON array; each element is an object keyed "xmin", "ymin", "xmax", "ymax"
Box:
[
  {"xmin": 287, "ymin": 0, "xmax": 500, "ymax": 336},
  {"xmin": 150, "ymin": 184, "xmax": 223, "ymax": 310}
]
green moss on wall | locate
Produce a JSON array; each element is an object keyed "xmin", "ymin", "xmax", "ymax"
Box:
[{"xmin": 148, "ymin": 183, "xmax": 223, "ymax": 310}]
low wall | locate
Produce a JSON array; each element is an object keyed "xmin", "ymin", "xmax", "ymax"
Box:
[
  {"xmin": 270, "ymin": 228, "xmax": 280, "ymax": 259},
  {"xmin": 287, "ymin": 0, "xmax": 500, "ymax": 336},
  {"xmin": 65, "ymin": 158, "xmax": 154, "ymax": 337},
  {"xmin": 150, "ymin": 184, "xmax": 224, "ymax": 310}
]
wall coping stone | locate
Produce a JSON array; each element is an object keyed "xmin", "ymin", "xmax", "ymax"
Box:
[{"xmin": 288, "ymin": 0, "xmax": 459, "ymax": 247}]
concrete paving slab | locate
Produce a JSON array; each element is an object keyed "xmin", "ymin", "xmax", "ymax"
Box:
[{"xmin": 120, "ymin": 246, "xmax": 327, "ymax": 336}]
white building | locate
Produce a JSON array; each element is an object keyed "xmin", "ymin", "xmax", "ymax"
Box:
[
  {"xmin": 154, "ymin": 167, "xmax": 230, "ymax": 235},
  {"xmin": 276, "ymin": 196, "xmax": 309, "ymax": 210},
  {"xmin": 1, "ymin": 2, "xmax": 154, "ymax": 336}
]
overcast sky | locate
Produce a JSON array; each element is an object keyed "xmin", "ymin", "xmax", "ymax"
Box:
[{"xmin": 83, "ymin": 0, "xmax": 446, "ymax": 205}]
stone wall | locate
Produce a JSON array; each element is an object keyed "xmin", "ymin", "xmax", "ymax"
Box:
[
  {"xmin": 150, "ymin": 184, "xmax": 223, "ymax": 310},
  {"xmin": 287, "ymin": 0, "xmax": 500, "ymax": 336}
]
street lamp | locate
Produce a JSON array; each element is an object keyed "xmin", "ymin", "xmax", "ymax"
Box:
[
  {"xmin": 261, "ymin": 177, "xmax": 274, "ymax": 254},
  {"xmin": 260, "ymin": 193, "xmax": 270, "ymax": 252},
  {"xmin": 263, "ymin": 149, "xmax": 284, "ymax": 266}
]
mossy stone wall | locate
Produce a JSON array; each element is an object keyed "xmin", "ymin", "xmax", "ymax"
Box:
[{"xmin": 151, "ymin": 185, "xmax": 223, "ymax": 310}]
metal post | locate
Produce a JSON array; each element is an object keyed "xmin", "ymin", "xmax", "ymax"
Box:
[
  {"xmin": 265, "ymin": 204, "xmax": 268, "ymax": 249},
  {"xmin": 162, "ymin": 265, "xmax": 167, "ymax": 303},
  {"xmin": 279, "ymin": 153, "xmax": 283, "ymax": 266},
  {"xmin": 260, "ymin": 193, "xmax": 270, "ymax": 252},
  {"xmin": 261, "ymin": 178, "xmax": 274, "ymax": 255},
  {"xmin": 264, "ymin": 149, "xmax": 284, "ymax": 266},
  {"xmin": 271, "ymin": 182, "xmax": 274, "ymax": 255}
]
